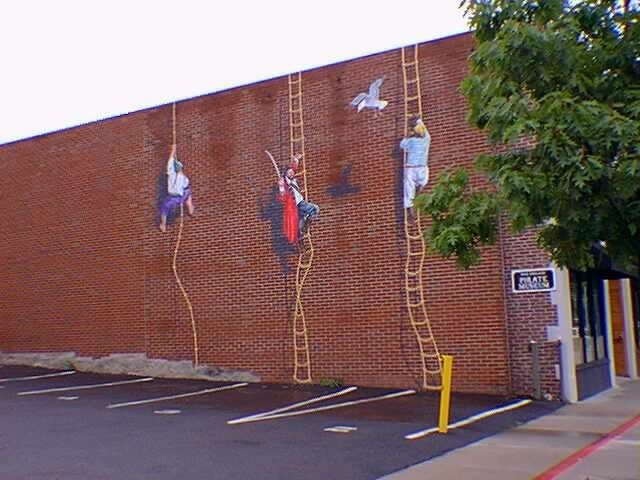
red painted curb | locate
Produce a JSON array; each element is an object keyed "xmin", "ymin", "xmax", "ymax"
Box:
[{"xmin": 533, "ymin": 413, "xmax": 640, "ymax": 480}]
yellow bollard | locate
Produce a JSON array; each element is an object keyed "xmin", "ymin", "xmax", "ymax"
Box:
[{"xmin": 438, "ymin": 355, "xmax": 454, "ymax": 433}]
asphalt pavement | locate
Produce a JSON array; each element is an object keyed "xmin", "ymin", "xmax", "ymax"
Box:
[
  {"xmin": 383, "ymin": 377, "xmax": 640, "ymax": 480},
  {"xmin": 0, "ymin": 365, "xmax": 559, "ymax": 480}
]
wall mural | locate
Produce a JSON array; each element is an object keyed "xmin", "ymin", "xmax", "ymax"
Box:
[
  {"xmin": 145, "ymin": 50, "xmax": 441, "ymax": 389},
  {"xmin": 326, "ymin": 162, "xmax": 361, "ymax": 198},
  {"xmin": 161, "ymin": 103, "xmax": 199, "ymax": 367},
  {"xmin": 159, "ymin": 144, "xmax": 195, "ymax": 233},
  {"xmin": 400, "ymin": 117, "xmax": 431, "ymax": 216},
  {"xmin": 400, "ymin": 45, "xmax": 442, "ymax": 390},
  {"xmin": 350, "ymin": 76, "xmax": 388, "ymax": 114},
  {"xmin": 266, "ymin": 150, "xmax": 320, "ymax": 246}
]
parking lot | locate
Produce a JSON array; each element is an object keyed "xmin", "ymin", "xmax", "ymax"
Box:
[{"xmin": 0, "ymin": 365, "xmax": 559, "ymax": 480}]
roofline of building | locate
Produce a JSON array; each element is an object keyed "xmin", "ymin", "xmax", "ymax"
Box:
[{"xmin": 0, "ymin": 30, "xmax": 473, "ymax": 149}]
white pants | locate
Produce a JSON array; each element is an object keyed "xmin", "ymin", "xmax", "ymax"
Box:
[{"xmin": 404, "ymin": 166, "xmax": 429, "ymax": 208}]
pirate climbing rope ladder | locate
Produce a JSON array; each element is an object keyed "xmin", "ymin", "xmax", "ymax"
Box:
[
  {"xmin": 288, "ymin": 72, "xmax": 314, "ymax": 384},
  {"xmin": 400, "ymin": 45, "xmax": 442, "ymax": 391},
  {"xmin": 171, "ymin": 102, "xmax": 199, "ymax": 366}
]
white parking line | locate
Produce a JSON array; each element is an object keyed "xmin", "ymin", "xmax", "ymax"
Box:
[
  {"xmin": 324, "ymin": 425, "xmax": 358, "ymax": 433},
  {"xmin": 227, "ymin": 386, "xmax": 358, "ymax": 425},
  {"xmin": 229, "ymin": 389, "xmax": 416, "ymax": 425},
  {"xmin": 18, "ymin": 377, "xmax": 154, "ymax": 396},
  {"xmin": 0, "ymin": 370, "xmax": 76, "ymax": 383},
  {"xmin": 107, "ymin": 382, "xmax": 248, "ymax": 409},
  {"xmin": 404, "ymin": 398, "xmax": 533, "ymax": 440},
  {"xmin": 154, "ymin": 409, "xmax": 181, "ymax": 415}
]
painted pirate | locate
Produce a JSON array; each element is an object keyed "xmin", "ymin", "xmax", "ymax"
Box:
[
  {"xmin": 400, "ymin": 117, "xmax": 431, "ymax": 215},
  {"xmin": 270, "ymin": 152, "xmax": 320, "ymax": 244},
  {"xmin": 159, "ymin": 144, "xmax": 195, "ymax": 232}
]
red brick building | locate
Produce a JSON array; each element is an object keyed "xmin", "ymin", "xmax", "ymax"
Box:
[{"xmin": 2, "ymin": 32, "xmax": 637, "ymax": 400}]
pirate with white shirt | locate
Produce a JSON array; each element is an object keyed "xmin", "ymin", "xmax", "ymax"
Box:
[{"xmin": 159, "ymin": 144, "xmax": 195, "ymax": 233}]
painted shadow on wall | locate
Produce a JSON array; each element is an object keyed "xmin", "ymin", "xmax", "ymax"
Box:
[
  {"xmin": 326, "ymin": 163, "xmax": 361, "ymax": 198},
  {"xmin": 256, "ymin": 182, "xmax": 298, "ymax": 275}
]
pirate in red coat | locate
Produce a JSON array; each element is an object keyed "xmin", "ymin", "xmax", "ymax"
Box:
[{"xmin": 276, "ymin": 153, "xmax": 320, "ymax": 244}]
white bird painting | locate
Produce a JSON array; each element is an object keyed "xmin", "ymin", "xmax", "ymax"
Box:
[{"xmin": 350, "ymin": 77, "xmax": 388, "ymax": 113}]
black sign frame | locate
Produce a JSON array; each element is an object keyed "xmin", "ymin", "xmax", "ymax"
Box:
[{"xmin": 511, "ymin": 268, "xmax": 556, "ymax": 293}]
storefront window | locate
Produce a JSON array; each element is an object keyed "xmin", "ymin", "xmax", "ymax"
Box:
[
  {"xmin": 570, "ymin": 271, "xmax": 608, "ymax": 364},
  {"xmin": 589, "ymin": 276, "xmax": 606, "ymax": 360},
  {"xmin": 570, "ymin": 272, "xmax": 584, "ymax": 365}
]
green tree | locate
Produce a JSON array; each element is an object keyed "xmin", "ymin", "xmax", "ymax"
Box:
[{"xmin": 418, "ymin": 0, "xmax": 640, "ymax": 272}]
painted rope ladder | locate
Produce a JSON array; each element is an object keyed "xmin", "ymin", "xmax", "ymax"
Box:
[
  {"xmin": 171, "ymin": 102, "xmax": 200, "ymax": 366},
  {"xmin": 288, "ymin": 72, "xmax": 314, "ymax": 384},
  {"xmin": 401, "ymin": 45, "xmax": 442, "ymax": 390}
]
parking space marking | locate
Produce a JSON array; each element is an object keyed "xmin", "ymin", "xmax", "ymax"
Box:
[
  {"xmin": 154, "ymin": 409, "xmax": 182, "ymax": 415},
  {"xmin": 17, "ymin": 377, "xmax": 154, "ymax": 396},
  {"xmin": 229, "ymin": 389, "xmax": 416, "ymax": 425},
  {"xmin": 405, "ymin": 398, "xmax": 533, "ymax": 440},
  {"xmin": 324, "ymin": 426, "xmax": 358, "ymax": 433},
  {"xmin": 227, "ymin": 386, "xmax": 358, "ymax": 425},
  {"xmin": 107, "ymin": 382, "xmax": 248, "ymax": 409},
  {"xmin": 0, "ymin": 370, "xmax": 76, "ymax": 383}
]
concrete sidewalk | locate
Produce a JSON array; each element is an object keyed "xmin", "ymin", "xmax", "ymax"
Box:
[{"xmin": 382, "ymin": 378, "xmax": 640, "ymax": 480}]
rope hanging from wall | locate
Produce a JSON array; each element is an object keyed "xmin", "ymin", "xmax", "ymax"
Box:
[
  {"xmin": 288, "ymin": 72, "xmax": 314, "ymax": 384},
  {"xmin": 171, "ymin": 102, "xmax": 200, "ymax": 367},
  {"xmin": 400, "ymin": 45, "xmax": 442, "ymax": 390}
]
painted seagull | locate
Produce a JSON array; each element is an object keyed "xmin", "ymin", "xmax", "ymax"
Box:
[{"xmin": 350, "ymin": 77, "xmax": 388, "ymax": 113}]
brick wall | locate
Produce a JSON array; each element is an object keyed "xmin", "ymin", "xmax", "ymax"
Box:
[
  {"xmin": 1, "ymin": 117, "xmax": 147, "ymax": 357},
  {"xmin": 0, "ymin": 32, "xmax": 557, "ymax": 394},
  {"xmin": 499, "ymin": 221, "xmax": 561, "ymax": 398}
]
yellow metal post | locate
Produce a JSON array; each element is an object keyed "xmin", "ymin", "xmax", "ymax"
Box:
[{"xmin": 438, "ymin": 355, "xmax": 453, "ymax": 433}]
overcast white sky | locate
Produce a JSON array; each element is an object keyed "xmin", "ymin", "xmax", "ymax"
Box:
[{"xmin": 0, "ymin": 1, "xmax": 469, "ymax": 145}]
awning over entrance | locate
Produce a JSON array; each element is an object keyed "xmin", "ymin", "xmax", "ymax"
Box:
[{"xmin": 590, "ymin": 243, "xmax": 639, "ymax": 280}]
